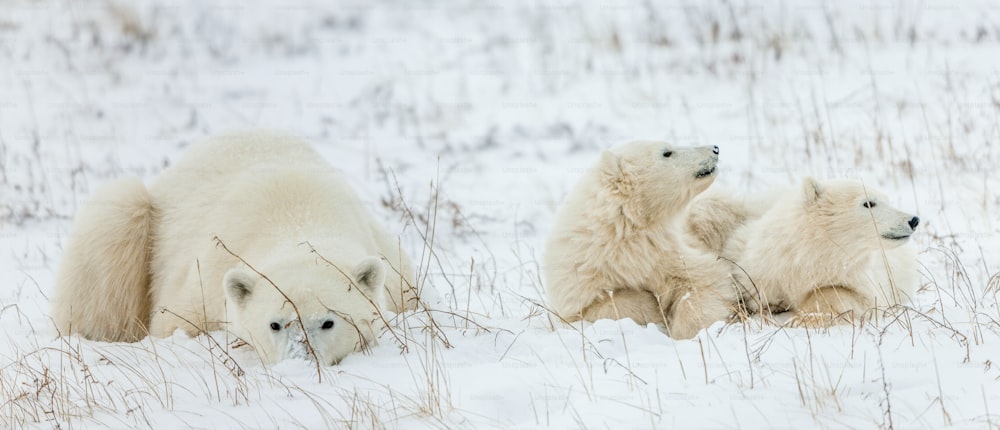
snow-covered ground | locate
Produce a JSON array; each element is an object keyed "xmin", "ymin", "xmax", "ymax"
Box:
[{"xmin": 2, "ymin": 0, "xmax": 999, "ymax": 428}]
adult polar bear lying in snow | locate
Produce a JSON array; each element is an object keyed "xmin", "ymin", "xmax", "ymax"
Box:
[
  {"xmin": 544, "ymin": 142, "xmax": 739, "ymax": 339},
  {"xmin": 687, "ymin": 178, "xmax": 920, "ymax": 326},
  {"xmin": 51, "ymin": 132, "xmax": 419, "ymax": 365}
]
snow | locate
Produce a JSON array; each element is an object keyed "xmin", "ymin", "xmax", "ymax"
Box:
[{"xmin": 2, "ymin": 0, "xmax": 999, "ymax": 428}]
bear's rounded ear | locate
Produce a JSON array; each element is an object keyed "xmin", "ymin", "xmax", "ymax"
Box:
[
  {"xmin": 352, "ymin": 256, "xmax": 387, "ymax": 296},
  {"xmin": 598, "ymin": 150, "xmax": 622, "ymax": 178},
  {"xmin": 803, "ymin": 177, "xmax": 822, "ymax": 203},
  {"xmin": 224, "ymin": 268, "xmax": 256, "ymax": 306}
]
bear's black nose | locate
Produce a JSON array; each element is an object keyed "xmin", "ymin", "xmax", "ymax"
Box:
[
  {"xmin": 712, "ymin": 145, "xmax": 719, "ymax": 154},
  {"xmin": 908, "ymin": 216, "xmax": 920, "ymax": 230}
]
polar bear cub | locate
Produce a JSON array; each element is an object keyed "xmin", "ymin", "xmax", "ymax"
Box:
[
  {"xmin": 51, "ymin": 132, "xmax": 419, "ymax": 365},
  {"xmin": 544, "ymin": 141, "xmax": 738, "ymax": 339},
  {"xmin": 712, "ymin": 178, "xmax": 920, "ymax": 325}
]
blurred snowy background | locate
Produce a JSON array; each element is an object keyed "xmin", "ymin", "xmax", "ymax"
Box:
[{"xmin": 1, "ymin": 0, "xmax": 999, "ymax": 428}]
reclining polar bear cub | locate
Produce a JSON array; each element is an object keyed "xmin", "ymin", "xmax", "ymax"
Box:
[
  {"xmin": 687, "ymin": 178, "xmax": 920, "ymax": 326},
  {"xmin": 51, "ymin": 132, "xmax": 419, "ymax": 365},
  {"xmin": 544, "ymin": 141, "xmax": 739, "ymax": 339}
]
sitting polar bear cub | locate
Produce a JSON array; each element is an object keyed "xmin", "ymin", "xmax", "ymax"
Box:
[
  {"xmin": 688, "ymin": 178, "xmax": 920, "ymax": 326},
  {"xmin": 544, "ymin": 141, "xmax": 738, "ymax": 339},
  {"xmin": 51, "ymin": 132, "xmax": 419, "ymax": 365}
]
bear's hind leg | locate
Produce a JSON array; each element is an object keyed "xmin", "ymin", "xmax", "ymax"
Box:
[
  {"xmin": 790, "ymin": 286, "xmax": 867, "ymax": 328},
  {"xmin": 580, "ymin": 288, "xmax": 667, "ymax": 327},
  {"xmin": 666, "ymin": 279, "xmax": 738, "ymax": 339},
  {"xmin": 51, "ymin": 178, "xmax": 155, "ymax": 342}
]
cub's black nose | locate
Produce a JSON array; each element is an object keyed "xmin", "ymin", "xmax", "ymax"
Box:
[
  {"xmin": 712, "ymin": 145, "xmax": 719, "ymax": 154},
  {"xmin": 908, "ymin": 216, "xmax": 920, "ymax": 230}
]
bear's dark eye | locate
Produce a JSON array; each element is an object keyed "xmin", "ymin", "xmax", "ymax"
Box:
[
  {"xmin": 662, "ymin": 150, "xmax": 673, "ymax": 158},
  {"xmin": 862, "ymin": 201, "xmax": 876, "ymax": 209},
  {"xmin": 321, "ymin": 320, "xmax": 334, "ymax": 330},
  {"xmin": 269, "ymin": 322, "xmax": 281, "ymax": 331}
]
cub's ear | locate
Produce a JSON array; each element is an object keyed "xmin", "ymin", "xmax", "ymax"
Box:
[
  {"xmin": 352, "ymin": 256, "xmax": 387, "ymax": 296},
  {"xmin": 802, "ymin": 177, "xmax": 822, "ymax": 203},
  {"xmin": 224, "ymin": 268, "xmax": 257, "ymax": 306},
  {"xmin": 598, "ymin": 150, "xmax": 622, "ymax": 178},
  {"xmin": 599, "ymin": 150, "xmax": 635, "ymax": 196}
]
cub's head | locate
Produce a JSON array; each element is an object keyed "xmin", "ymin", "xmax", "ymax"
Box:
[
  {"xmin": 599, "ymin": 142, "xmax": 719, "ymax": 221},
  {"xmin": 801, "ymin": 178, "xmax": 919, "ymax": 250},
  {"xmin": 223, "ymin": 255, "xmax": 387, "ymax": 365}
]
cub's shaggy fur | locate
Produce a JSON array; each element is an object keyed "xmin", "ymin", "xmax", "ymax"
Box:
[
  {"xmin": 688, "ymin": 178, "xmax": 921, "ymax": 326},
  {"xmin": 544, "ymin": 142, "xmax": 738, "ymax": 338}
]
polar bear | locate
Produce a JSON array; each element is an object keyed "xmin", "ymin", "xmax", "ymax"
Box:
[
  {"xmin": 543, "ymin": 142, "xmax": 739, "ymax": 339},
  {"xmin": 51, "ymin": 132, "xmax": 420, "ymax": 365},
  {"xmin": 714, "ymin": 178, "xmax": 920, "ymax": 326}
]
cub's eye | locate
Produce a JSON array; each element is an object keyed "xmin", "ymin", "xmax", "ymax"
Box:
[
  {"xmin": 321, "ymin": 320, "xmax": 334, "ymax": 330},
  {"xmin": 862, "ymin": 201, "xmax": 877, "ymax": 209},
  {"xmin": 662, "ymin": 150, "xmax": 673, "ymax": 158},
  {"xmin": 269, "ymin": 322, "xmax": 281, "ymax": 331}
]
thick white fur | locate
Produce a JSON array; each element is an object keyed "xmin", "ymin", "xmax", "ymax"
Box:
[
  {"xmin": 52, "ymin": 132, "xmax": 418, "ymax": 364},
  {"xmin": 685, "ymin": 185, "xmax": 780, "ymax": 254},
  {"xmin": 716, "ymin": 178, "xmax": 920, "ymax": 325},
  {"xmin": 51, "ymin": 178, "xmax": 155, "ymax": 342},
  {"xmin": 543, "ymin": 142, "xmax": 738, "ymax": 339}
]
